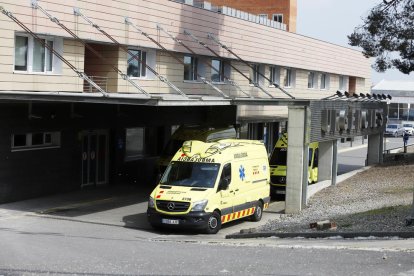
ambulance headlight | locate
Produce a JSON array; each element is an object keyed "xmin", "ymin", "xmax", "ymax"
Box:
[
  {"xmin": 148, "ymin": 196, "xmax": 155, "ymax": 208},
  {"xmin": 191, "ymin": 199, "xmax": 208, "ymax": 211}
]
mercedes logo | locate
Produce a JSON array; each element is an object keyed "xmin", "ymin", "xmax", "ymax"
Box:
[
  {"xmin": 280, "ymin": 177, "xmax": 286, "ymax": 183},
  {"xmin": 167, "ymin": 202, "xmax": 175, "ymax": 211}
]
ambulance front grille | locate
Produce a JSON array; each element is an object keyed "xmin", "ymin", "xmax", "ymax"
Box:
[{"xmin": 156, "ymin": 200, "xmax": 190, "ymax": 212}]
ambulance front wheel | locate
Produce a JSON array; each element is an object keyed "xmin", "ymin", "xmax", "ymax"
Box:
[
  {"xmin": 251, "ymin": 202, "xmax": 263, "ymax": 222},
  {"xmin": 205, "ymin": 211, "xmax": 221, "ymax": 234}
]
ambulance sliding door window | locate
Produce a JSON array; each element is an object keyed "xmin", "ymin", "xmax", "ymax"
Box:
[{"xmin": 218, "ymin": 163, "xmax": 231, "ymax": 191}]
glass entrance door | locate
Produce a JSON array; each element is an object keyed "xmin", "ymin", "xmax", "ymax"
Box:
[{"xmin": 81, "ymin": 130, "xmax": 109, "ymax": 187}]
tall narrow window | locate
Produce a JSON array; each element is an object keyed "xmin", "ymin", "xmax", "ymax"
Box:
[
  {"xmin": 339, "ymin": 75, "xmax": 346, "ymax": 90},
  {"xmin": 14, "ymin": 36, "xmax": 28, "ymax": 71},
  {"xmin": 184, "ymin": 55, "xmax": 198, "ymax": 81},
  {"xmin": 211, "ymin": 59, "xmax": 224, "ymax": 82},
  {"xmin": 308, "ymin": 72, "xmax": 315, "ymax": 88},
  {"xmin": 250, "ymin": 64, "xmax": 260, "ymax": 85},
  {"xmin": 46, "ymin": 40, "xmax": 54, "ymax": 72},
  {"xmin": 284, "ymin": 68, "xmax": 292, "ymax": 87},
  {"xmin": 33, "ymin": 39, "xmax": 46, "ymax": 72},
  {"xmin": 127, "ymin": 49, "xmax": 147, "ymax": 78},
  {"xmin": 320, "ymin": 73, "xmax": 327, "ymax": 89},
  {"xmin": 269, "ymin": 66, "xmax": 280, "ymax": 86}
]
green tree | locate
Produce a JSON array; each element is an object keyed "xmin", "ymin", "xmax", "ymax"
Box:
[{"xmin": 348, "ymin": 0, "xmax": 414, "ymax": 74}]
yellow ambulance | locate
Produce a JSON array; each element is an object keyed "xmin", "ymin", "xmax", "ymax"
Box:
[
  {"xmin": 158, "ymin": 125, "xmax": 236, "ymax": 174},
  {"xmin": 147, "ymin": 139, "xmax": 270, "ymax": 234},
  {"xmin": 269, "ymin": 133, "xmax": 319, "ymax": 197}
]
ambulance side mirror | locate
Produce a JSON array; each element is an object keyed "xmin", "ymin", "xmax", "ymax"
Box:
[{"xmin": 218, "ymin": 178, "xmax": 229, "ymax": 191}]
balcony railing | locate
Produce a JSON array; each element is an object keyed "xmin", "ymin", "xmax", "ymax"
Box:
[
  {"xmin": 83, "ymin": 76, "xmax": 108, "ymax": 93},
  {"xmin": 170, "ymin": 0, "xmax": 287, "ymax": 31}
]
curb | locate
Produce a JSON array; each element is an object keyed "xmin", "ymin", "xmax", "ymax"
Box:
[{"xmin": 225, "ymin": 231, "xmax": 414, "ymax": 239}]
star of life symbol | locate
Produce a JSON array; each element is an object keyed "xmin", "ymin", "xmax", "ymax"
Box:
[{"xmin": 239, "ymin": 165, "xmax": 245, "ymax": 181}]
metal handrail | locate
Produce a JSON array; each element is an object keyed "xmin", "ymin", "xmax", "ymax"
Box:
[
  {"xmin": 383, "ymin": 143, "xmax": 414, "ymax": 154},
  {"xmin": 84, "ymin": 76, "xmax": 108, "ymax": 93}
]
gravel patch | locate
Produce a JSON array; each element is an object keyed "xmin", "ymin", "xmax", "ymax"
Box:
[{"xmin": 260, "ymin": 150, "xmax": 414, "ymax": 233}]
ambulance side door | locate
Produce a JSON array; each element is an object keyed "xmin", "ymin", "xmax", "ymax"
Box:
[{"xmin": 217, "ymin": 163, "xmax": 234, "ymax": 216}]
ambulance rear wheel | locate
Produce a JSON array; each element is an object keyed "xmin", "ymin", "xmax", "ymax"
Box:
[
  {"xmin": 205, "ymin": 211, "xmax": 221, "ymax": 234},
  {"xmin": 251, "ymin": 202, "xmax": 263, "ymax": 222}
]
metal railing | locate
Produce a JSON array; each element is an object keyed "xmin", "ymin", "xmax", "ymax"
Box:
[
  {"xmin": 383, "ymin": 143, "xmax": 414, "ymax": 154},
  {"xmin": 83, "ymin": 76, "xmax": 108, "ymax": 93},
  {"xmin": 169, "ymin": 0, "xmax": 287, "ymax": 31}
]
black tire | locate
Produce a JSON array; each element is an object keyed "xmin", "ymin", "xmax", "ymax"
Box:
[
  {"xmin": 205, "ymin": 211, "xmax": 221, "ymax": 234},
  {"xmin": 251, "ymin": 202, "xmax": 263, "ymax": 222}
]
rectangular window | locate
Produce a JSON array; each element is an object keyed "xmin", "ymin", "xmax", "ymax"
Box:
[
  {"xmin": 339, "ymin": 75, "xmax": 346, "ymax": 90},
  {"xmin": 250, "ymin": 64, "xmax": 260, "ymax": 85},
  {"xmin": 284, "ymin": 68, "xmax": 292, "ymax": 87},
  {"xmin": 14, "ymin": 35, "xmax": 57, "ymax": 73},
  {"xmin": 127, "ymin": 49, "xmax": 147, "ymax": 78},
  {"xmin": 269, "ymin": 66, "xmax": 280, "ymax": 86},
  {"xmin": 273, "ymin": 14, "xmax": 283, "ymax": 23},
  {"xmin": 308, "ymin": 72, "xmax": 315, "ymax": 88},
  {"xmin": 46, "ymin": 40, "xmax": 54, "ymax": 72},
  {"xmin": 33, "ymin": 39, "xmax": 46, "ymax": 72},
  {"xmin": 11, "ymin": 132, "xmax": 60, "ymax": 151},
  {"xmin": 14, "ymin": 36, "xmax": 28, "ymax": 71},
  {"xmin": 125, "ymin": 128, "xmax": 145, "ymax": 161},
  {"xmin": 320, "ymin": 73, "xmax": 327, "ymax": 89},
  {"xmin": 211, "ymin": 59, "xmax": 225, "ymax": 82},
  {"xmin": 184, "ymin": 55, "xmax": 198, "ymax": 81}
]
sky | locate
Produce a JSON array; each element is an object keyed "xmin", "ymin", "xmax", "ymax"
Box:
[{"xmin": 296, "ymin": 0, "xmax": 414, "ymax": 85}]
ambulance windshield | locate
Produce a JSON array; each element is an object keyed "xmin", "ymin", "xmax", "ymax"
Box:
[{"xmin": 160, "ymin": 161, "xmax": 220, "ymax": 188}]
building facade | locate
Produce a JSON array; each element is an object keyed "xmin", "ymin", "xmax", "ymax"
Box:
[
  {"xmin": 372, "ymin": 80, "xmax": 414, "ymax": 122},
  {"xmin": 207, "ymin": 0, "xmax": 297, "ymax": 32},
  {"xmin": 0, "ymin": 0, "xmax": 371, "ymax": 203}
]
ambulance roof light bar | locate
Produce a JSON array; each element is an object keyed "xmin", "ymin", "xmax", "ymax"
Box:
[
  {"xmin": 73, "ymin": 8, "xmax": 188, "ymax": 98},
  {"xmin": 155, "ymin": 23, "xmax": 252, "ymax": 99},
  {"xmin": 0, "ymin": 5, "xmax": 108, "ymax": 97},
  {"xmin": 124, "ymin": 18, "xmax": 228, "ymax": 99},
  {"xmin": 182, "ymin": 29, "xmax": 275, "ymax": 98},
  {"xmin": 31, "ymin": 2, "xmax": 150, "ymax": 98},
  {"xmin": 207, "ymin": 32, "xmax": 295, "ymax": 99}
]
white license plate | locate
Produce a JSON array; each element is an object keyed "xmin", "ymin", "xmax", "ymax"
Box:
[
  {"xmin": 162, "ymin": 219, "xmax": 179, "ymax": 225},
  {"xmin": 276, "ymin": 190, "xmax": 286, "ymax": 195}
]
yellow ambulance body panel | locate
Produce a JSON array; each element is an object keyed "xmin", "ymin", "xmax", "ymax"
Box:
[
  {"xmin": 269, "ymin": 133, "xmax": 319, "ymax": 196},
  {"xmin": 158, "ymin": 125, "xmax": 236, "ymax": 173},
  {"xmin": 147, "ymin": 139, "xmax": 270, "ymax": 234}
]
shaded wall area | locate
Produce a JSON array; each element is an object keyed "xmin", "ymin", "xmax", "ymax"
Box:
[{"xmin": 0, "ymin": 102, "xmax": 237, "ymax": 203}]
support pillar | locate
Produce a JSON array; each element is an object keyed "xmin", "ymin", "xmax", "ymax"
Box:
[
  {"xmin": 367, "ymin": 133, "xmax": 384, "ymax": 165},
  {"xmin": 285, "ymin": 106, "xmax": 309, "ymax": 214},
  {"xmin": 318, "ymin": 141, "xmax": 334, "ymax": 181},
  {"xmin": 332, "ymin": 139, "xmax": 338, "ymax": 186}
]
